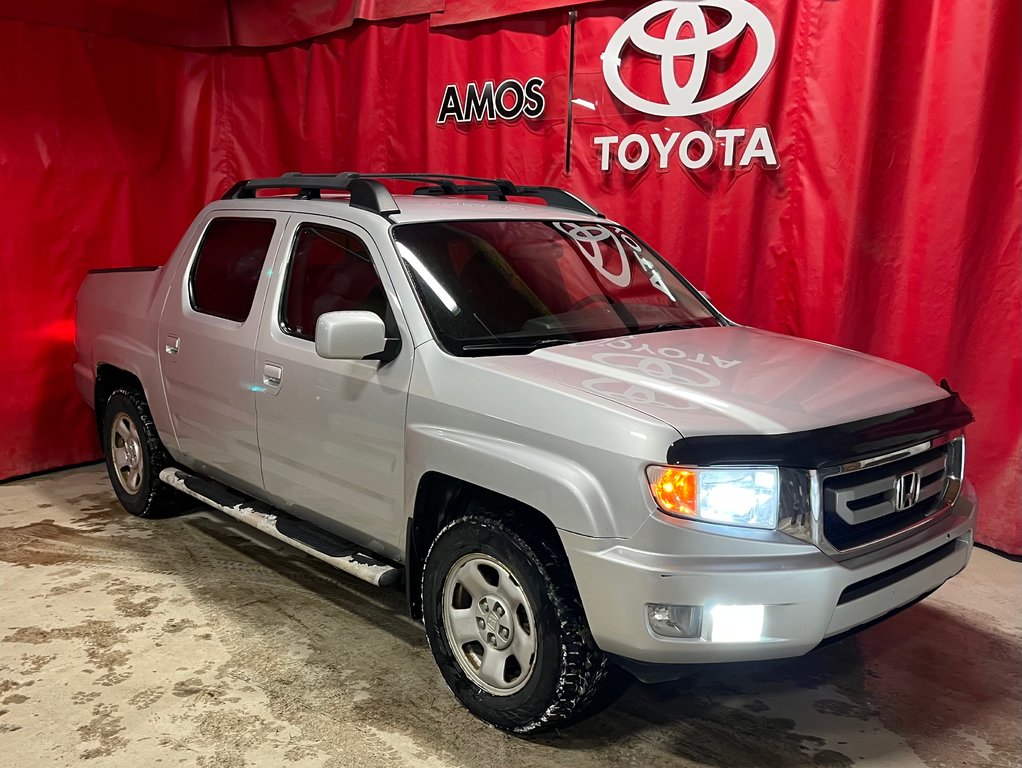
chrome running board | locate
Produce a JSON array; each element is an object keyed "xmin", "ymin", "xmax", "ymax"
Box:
[{"xmin": 159, "ymin": 467, "xmax": 401, "ymax": 588}]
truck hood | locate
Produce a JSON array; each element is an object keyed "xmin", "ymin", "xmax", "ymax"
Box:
[{"xmin": 482, "ymin": 326, "xmax": 948, "ymax": 437}]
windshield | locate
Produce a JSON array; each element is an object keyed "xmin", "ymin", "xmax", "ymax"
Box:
[{"xmin": 392, "ymin": 219, "xmax": 721, "ymax": 356}]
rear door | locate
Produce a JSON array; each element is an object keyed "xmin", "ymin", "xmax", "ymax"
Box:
[
  {"xmin": 254, "ymin": 215, "xmax": 412, "ymax": 557},
  {"xmin": 159, "ymin": 211, "xmax": 287, "ymax": 495}
]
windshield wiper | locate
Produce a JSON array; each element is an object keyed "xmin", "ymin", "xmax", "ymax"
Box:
[
  {"xmin": 461, "ymin": 338, "xmax": 576, "ymax": 354},
  {"xmin": 635, "ymin": 322, "xmax": 705, "ymax": 335}
]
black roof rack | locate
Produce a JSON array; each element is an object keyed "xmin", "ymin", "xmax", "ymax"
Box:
[
  {"xmin": 220, "ymin": 172, "xmax": 603, "ymax": 218},
  {"xmin": 222, "ymin": 172, "xmax": 401, "ymax": 216}
]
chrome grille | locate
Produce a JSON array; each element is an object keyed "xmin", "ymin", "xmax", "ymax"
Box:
[
  {"xmin": 776, "ymin": 434, "xmax": 966, "ymax": 558},
  {"xmin": 815, "ymin": 435, "xmax": 966, "ymax": 554},
  {"xmin": 822, "ymin": 445, "xmax": 949, "ymax": 550}
]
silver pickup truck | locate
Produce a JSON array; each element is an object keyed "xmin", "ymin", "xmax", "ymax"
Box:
[{"xmin": 74, "ymin": 172, "xmax": 976, "ymax": 733}]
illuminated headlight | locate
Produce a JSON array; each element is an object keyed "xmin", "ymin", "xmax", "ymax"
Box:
[{"xmin": 646, "ymin": 465, "xmax": 779, "ymax": 529}]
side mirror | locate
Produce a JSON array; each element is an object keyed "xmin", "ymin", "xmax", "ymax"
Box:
[{"xmin": 315, "ymin": 311, "xmax": 387, "ymax": 360}]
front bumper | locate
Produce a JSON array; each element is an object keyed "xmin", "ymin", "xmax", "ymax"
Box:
[{"xmin": 561, "ymin": 481, "xmax": 976, "ymax": 667}]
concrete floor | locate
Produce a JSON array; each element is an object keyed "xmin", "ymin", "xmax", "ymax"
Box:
[{"xmin": 0, "ymin": 466, "xmax": 1019, "ymax": 768}]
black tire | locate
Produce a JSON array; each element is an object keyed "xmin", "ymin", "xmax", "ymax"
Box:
[
  {"xmin": 421, "ymin": 513, "xmax": 608, "ymax": 733},
  {"xmin": 102, "ymin": 388, "xmax": 180, "ymax": 517}
]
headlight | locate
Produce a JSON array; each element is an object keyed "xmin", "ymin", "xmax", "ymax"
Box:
[{"xmin": 646, "ymin": 465, "xmax": 779, "ymax": 529}]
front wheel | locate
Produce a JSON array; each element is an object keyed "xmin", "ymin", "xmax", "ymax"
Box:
[{"xmin": 421, "ymin": 514, "xmax": 608, "ymax": 733}]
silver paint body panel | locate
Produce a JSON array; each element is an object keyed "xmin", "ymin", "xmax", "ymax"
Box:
[{"xmin": 74, "ymin": 193, "xmax": 976, "ymax": 663}]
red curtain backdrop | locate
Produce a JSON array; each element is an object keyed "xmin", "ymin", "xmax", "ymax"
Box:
[
  {"xmin": 0, "ymin": 1, "xmax": 446, "ymax": 47},
  {"xmin": 0, "ymin": 1, "xmax": 1019, "ymax": 552}
]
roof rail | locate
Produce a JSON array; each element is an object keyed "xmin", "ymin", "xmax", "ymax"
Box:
[
  {"xmin": 222, "ymin": 173, "xmax": 400, "ymax": 216},
  {"xmin": 220, "ymin": 172, "xmax": 603, "ymax": 218}
]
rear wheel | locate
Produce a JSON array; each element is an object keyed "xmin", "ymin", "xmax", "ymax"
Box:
[
  {"xmin": 422, "ymin": 514, "xmax": 608, "ymax": 733},
  {"xmin": 102, "ymin": 388, "xmax": 180, "ymax": 517}
]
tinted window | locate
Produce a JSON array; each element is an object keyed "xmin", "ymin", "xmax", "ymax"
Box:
[
  {"xmin": 282, "ymin": 225, "xmax": 390, "ymax": 341},
  {"xmin": 392, "ymin": 220, "xmax": 719, "ymax": 355},
  {"xmin": 190, "ymin": 218, "xmax": 275, "ymax": 322}
]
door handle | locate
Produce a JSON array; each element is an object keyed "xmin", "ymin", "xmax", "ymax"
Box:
[
  {"xmin": 263, "ymin": 363, "xmax": 283, "ymax": 388},
  {"xmin": 164, "ymin": 335, "xmax": 180, "ymax": 356}
]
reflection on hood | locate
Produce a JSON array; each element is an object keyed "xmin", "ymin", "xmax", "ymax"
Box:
[{"xmin": 477, "ymin": 326, "xmax": 947, "ymax": 437}]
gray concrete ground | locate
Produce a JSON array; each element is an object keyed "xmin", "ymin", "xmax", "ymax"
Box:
[{"xmin": 0, "ymin": 465, "xmax": 1019, "ymax": 768}]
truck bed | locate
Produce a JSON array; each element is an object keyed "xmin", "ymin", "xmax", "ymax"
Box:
[{"xmin": 74, "ymin": 266, "xmax": 165, "ymax": 410}]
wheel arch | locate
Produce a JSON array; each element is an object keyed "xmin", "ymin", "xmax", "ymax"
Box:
[
  {"xmin": 94, "ymin": 364, "xmax": 146, "ymax": 443},
  {"xmin": 402, "ymin": 426, "xmax": 619, "ymax": 619},
  {"xmin": 405, "ymin": 471, "xmax": 572, "ymax": 621}
]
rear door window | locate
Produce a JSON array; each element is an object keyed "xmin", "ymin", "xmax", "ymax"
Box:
[{"xmin": 190, "ymin": 217, "xmax": 276, "ymax": 322}]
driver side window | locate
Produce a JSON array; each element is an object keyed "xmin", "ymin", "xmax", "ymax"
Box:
[{"xmin": 281, "ymin": 225, "xmax": 393, "ymax": 341}]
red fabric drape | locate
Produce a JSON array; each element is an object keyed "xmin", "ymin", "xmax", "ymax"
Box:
[
  {"xmin": 228, "ymin": 0, "xmax": 444, "ymax": 47},
  {"xmin": 0, "ymin": 0, "xmax": 232, "ymax": 47},
  {"xmin": 0, "ymin": 1, "xmax": 1018, "ymax": 551},
  {"xmin": 0, "ymin": 0, "xmax": 445, "ymax": 48},
  {"xmin": 429, "ymin": 1, "xmax": 606, "ymax": 27}
]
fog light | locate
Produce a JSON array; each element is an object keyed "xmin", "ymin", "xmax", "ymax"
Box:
[
  {"xmin": 647, "ymin": 604, "xmax": 702, "ymax": 638},
  {"xmin": 710, "ymin": 604, "xmax": 764, "ymax": 642}
]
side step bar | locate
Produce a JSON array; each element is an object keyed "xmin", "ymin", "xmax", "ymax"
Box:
[{"xmin": 159, "ymin": 468, "xmax": 402, "ymax": 588}]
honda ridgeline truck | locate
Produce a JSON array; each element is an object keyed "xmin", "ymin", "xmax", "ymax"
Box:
[{"xmin": 74, "ymin": 173, "xmax": 976, "ymax": 732}]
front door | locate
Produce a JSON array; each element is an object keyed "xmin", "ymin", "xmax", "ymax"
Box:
[{"xmin": 254, "ymin": 216, "xmax": 412, "ymax": 557}]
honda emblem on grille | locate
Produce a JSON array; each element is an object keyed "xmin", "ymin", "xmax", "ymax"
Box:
[{"xmin": 892, "ymin": 471, "xmax": 921, "ymax": 511}]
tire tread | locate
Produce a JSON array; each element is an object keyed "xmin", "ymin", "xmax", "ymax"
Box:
[
  {"xmin": 422, "ymin": 512, "xmax": 609, "ymax": 733},
  {"xmin": 104, "ymin": 387, "xmax": 181, "ymax": 517}
]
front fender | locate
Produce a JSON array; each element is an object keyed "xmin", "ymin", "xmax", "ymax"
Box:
[{"xmin": 406, "ymin": 425, "xmax": 623, "ymax": 538}]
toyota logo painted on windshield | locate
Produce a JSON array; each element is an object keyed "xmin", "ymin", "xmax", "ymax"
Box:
[{"xmin": 602, "ymin": 0, "xmax": 776, "ymax": 117}]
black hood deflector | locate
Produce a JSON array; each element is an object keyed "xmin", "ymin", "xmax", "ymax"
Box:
[{"xmin": 666, "ymin": 386, "xmax": 974, "ymax": 469}]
